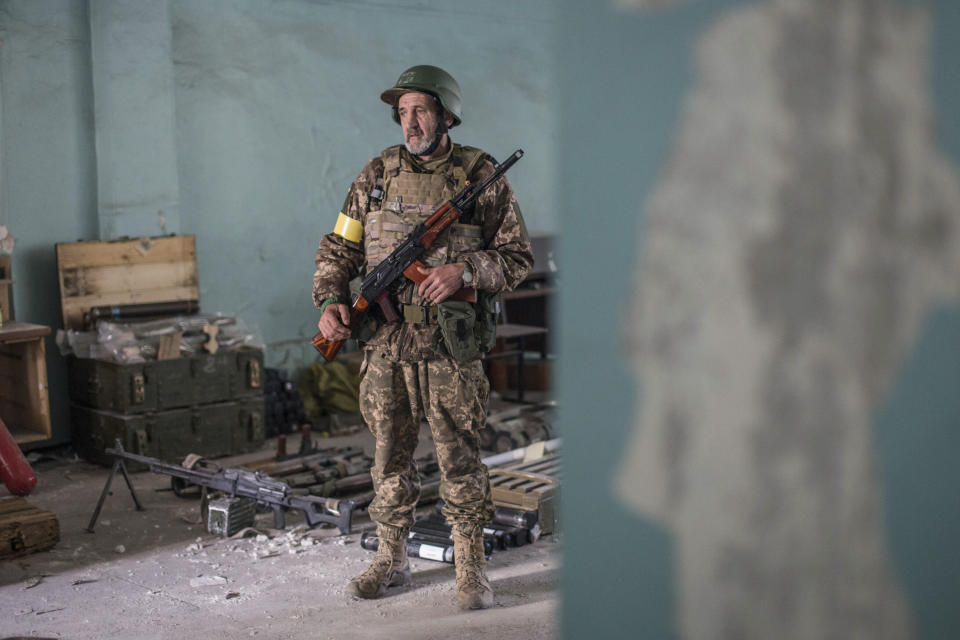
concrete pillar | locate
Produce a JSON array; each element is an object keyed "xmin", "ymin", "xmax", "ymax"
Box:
[{"xmin": 89, "ymin": 0, "xmax": 180, "ymax": 239}]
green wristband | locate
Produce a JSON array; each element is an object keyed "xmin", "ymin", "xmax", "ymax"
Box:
[{"xmin": 319, "ymin": 297, "xmax": 342, "ymax": 314}]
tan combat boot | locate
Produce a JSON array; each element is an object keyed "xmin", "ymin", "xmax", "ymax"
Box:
[
  {"xmin": 452, "ymin": 523, "xmax": 493, "ymax": 610},
  {"xmin": 346, "ymin": 524, "xmax": 411, "ymax": 598}
]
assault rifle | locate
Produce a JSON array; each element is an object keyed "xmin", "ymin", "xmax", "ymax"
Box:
[
  {"xmin": 312, "ymin": 149, "xmax": 524, "ymax": 361},
  {"xmin": 86, "ymin": 440, "xmax": 355, "ymax": 534}
]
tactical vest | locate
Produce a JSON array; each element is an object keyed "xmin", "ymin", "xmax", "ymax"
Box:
[{"xmin": 364, "ymin": 144, "xmax": 488, "ymax": 308}]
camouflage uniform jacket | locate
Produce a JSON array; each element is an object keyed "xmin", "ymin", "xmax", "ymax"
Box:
[{"xmin": 313, "ymin": 143, "xmax": 533, "ymax": 361}]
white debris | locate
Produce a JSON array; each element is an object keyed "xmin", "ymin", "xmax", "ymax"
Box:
[
  {"xmin": 189, "ymin": 575, "xmax": 227, "ymax": 587},
  {"xmin": 114, "ymin": 545, "xmax": 126, "ymax": 554}
]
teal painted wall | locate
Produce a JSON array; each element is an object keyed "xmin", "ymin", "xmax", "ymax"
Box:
[
  {"xmin": 875, "ymin": 306, "xmax": 960, "ymax": 640},
  {"xmin": 0, "ymin": 0, "xmax": 555, "ymax": 445},
  {"xmin": 0, "ymin": 0, "xmax": 98, "ymax": 445},
  {"xmin": 171, "ymin": 0, "xmax": 556, "ymax": 370}
]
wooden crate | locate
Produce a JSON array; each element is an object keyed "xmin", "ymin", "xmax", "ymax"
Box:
[
  {"xmin": 489, "ymin": 453, "xmax": 560, "ymax": 534},
  {"xmin": 0, "ymin": 497, "xmax": 59, "ymax": 560},
  {"xmin": 0, "ymin": 322, "xmax": 52, "ymax": 443},
  {"xmin": 56, "ymin": 235, "xmax": 199, "ymax": 331}
]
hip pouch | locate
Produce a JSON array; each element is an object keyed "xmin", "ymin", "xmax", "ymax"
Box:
[
  {"xmin": 474, "ymin": 291, "xmax": 501, "ymax": 354},
  {"xmin": 434, "ymin": 300, "xmax": 480, "ymax": 362}
]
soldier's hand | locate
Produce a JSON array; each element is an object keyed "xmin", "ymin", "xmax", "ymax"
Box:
[
  {"xmin": 317, "ymin": 303, "xmax": 352, "ymax": 341},
  {"xmin": 416, "ymin": 263, "xmax": 467, "ymax": 304}
]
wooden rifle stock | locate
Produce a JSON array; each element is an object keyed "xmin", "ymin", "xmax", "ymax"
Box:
[
  {"xmin": 311, "ymin": 332, "xmax": 344, "ymax": 363},
  {"xmin": 402, "ymin": 260, "xmax": 477, "ymax": 303},
  {"xmin": 311, "ymin": 266, "xmax": 477, "ymax": 362},
  {"xmin": 400, "ymin": 200, "xmax": 477, "ymax": 303},
  {"xmin": 418, "ymin": 201, "xmax": 459, "ymax": 249},
  {"xmin": 311, "ymin": 297, "xmax": 371, "ymax": 362}
]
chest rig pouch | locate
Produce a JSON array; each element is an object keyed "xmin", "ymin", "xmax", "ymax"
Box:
[{"xmin": 363, "ymin": 145, "xmax": 495, "ymax": 360}]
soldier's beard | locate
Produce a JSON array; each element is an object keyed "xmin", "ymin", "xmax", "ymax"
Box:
[{"xmin": 405, "ymin": 121, "xmax": 447, "ymax": 156}]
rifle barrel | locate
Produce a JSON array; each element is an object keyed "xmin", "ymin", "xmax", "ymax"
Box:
[{"xmin": 453, "ymin": 149, "xmax": 523, "ymax": 210}]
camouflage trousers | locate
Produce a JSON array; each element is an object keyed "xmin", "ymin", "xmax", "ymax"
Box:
[{"xmin": 359, "ymin": 350, "xmax": 494, "ymax": 530}]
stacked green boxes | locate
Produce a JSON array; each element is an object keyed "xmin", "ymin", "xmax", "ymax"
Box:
[
  {"xmin": 67, "ymin": 348, "xmax": 264, "ymax": 413},
  {"xmin": 68, "ymin": 348, "xmax": 266, "ymax": 465},
  {"xmin": 57, "ymin": 236, "xmax": 266, "ymax": 465}
]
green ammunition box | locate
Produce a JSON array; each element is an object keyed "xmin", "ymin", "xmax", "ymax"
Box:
[
  {"xmin": 57, "ymin": 236, "xmax": 267, "ymax": 465},
  {"xmin": 66, "ymin": 348, "xmax": 264, "ymax": 414},
  {"xmin": 71, "ymin": 396, "xmax": 266, "ymax": 466}
]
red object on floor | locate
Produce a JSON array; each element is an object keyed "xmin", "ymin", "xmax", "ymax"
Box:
[{"xmin": 0, "ymin": 416, "xmax": 37, "ymax": 496}]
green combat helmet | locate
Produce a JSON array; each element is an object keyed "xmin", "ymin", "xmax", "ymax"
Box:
[{"xmin": 380, "ymin": 65, "xmax": 462, "ymax": 127}]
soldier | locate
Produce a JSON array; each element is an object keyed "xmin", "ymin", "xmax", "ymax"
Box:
[{"xmin": 312, "ymin": 65, "xmax": 533, "ymax": 610}]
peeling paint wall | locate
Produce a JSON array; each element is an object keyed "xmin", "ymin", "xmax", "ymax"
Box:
[
  {"xmin": 559, "ymin": 0, "xmax": 960, "ymax": 638},
  {"xmin": 618, "ymin": 0, "xmax": 958, "ymax": 636}
]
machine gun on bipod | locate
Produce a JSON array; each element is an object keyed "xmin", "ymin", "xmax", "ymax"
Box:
[{"xmin": 86, "ymin": 439, "xmax": 355, "ymax": 535}]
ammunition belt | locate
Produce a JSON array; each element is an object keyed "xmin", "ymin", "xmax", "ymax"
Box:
[{"xmin": 402, "ymin": 304, "xmax": 439, "ymax": 325}]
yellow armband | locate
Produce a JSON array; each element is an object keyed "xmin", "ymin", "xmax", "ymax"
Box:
[{"xmin": 333, "ymin": 212, "xmax": 363, "ymax": 243}]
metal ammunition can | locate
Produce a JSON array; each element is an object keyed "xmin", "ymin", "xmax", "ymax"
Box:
[{"xmin": 207, "ymin": 496, "xmax": 256, "ymax": 536}]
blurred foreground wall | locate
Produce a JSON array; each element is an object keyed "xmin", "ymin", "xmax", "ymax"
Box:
[{"xmin": 559, "ymin": 0, "xmax": 960, "ymax": 638}]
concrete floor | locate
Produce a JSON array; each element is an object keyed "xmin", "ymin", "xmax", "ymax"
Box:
[{"xmin": 0, "ymin": 424, "xmax": 560, "ymax": 640}]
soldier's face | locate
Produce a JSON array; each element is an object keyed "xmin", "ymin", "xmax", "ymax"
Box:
[{"xmin": 398, "ymin": 92, "xmax": 447, "ymax": 156}]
